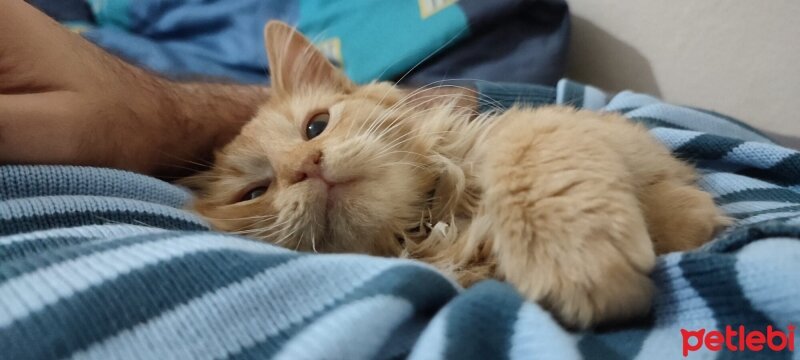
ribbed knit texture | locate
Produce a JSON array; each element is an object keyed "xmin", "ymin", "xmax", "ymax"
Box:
[{"xmin": 1, "ymin": 79, "xmax": 798, "ymax": 359}]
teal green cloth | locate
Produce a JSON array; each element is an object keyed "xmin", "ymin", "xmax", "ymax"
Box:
[
  {"xmin": 298, "ymin": 0, "xmax": 467, "ymax": 83},
  {"xmin": 86, "ymin": 0, "xmax": 130, "ymax": 28}
]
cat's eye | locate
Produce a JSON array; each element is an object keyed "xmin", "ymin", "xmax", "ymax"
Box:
[
  {"xmin": 305, "ymin": 112, "xmax": 329, "ymax": 140},
  {"xmin": 239, "ymin": 184, "xmax": 270, "ymax": 202}
]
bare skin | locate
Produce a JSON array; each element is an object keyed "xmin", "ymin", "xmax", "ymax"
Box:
[
  {"xmin": 0, "ymin": 1, "xmax": 267, "ymax": 177},
  {"xmin": 0, "ymin": 1, "xmax": 475, "ymax": 178}
]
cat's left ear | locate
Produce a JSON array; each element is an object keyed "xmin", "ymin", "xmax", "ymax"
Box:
[{"xmin": 264, "ymin": 21, "xmax": 353, "ymax": 94}]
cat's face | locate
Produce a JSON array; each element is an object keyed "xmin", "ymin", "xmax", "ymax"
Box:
[{"xmin": 185, "ymin": 22, "xmax": 444, "ymax": 255}]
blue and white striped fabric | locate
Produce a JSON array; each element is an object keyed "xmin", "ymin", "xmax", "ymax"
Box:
[{"xmin": 2, "ymin": 80, "xmax": 799, "ymax": 359}]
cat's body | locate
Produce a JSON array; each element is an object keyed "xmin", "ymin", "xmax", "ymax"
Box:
[{"xmin": 185, "ymin": 22, "xmax": 728, "ymax": 328}]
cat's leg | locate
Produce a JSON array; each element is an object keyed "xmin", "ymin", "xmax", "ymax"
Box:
[
  {"xmin": 640, "ymin": 180, "xmax": 730, "ymax": 254},
  {"xmin": 472, "ymin": 111, "xmax": 657, "ymax": 328}
]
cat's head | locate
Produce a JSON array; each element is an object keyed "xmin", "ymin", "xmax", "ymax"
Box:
[{"xmin": 184, "ymin": 21, "xmax": 477, "ymax": 256}]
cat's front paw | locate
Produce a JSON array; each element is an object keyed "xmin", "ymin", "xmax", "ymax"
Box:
[
  {"xmin": 503, "ymin": 229, "xmax": 655, "ymax": 329},
  {"xmin": 530, "ymin": 253, "xmax": 655, "ymax": 329}
]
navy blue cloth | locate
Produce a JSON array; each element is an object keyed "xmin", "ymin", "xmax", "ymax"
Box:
[
  {"xmin": 29, "ymin": 0, "xmax": 94, "ymax": 23},
  {"xmin": 406, "ymin": 0, "xmax": 570, "ymax": 86}
]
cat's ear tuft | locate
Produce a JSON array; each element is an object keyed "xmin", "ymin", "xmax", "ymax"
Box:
[{"xmin": 264, "ymin": 21, "xmax": 353, "ymax": 94}]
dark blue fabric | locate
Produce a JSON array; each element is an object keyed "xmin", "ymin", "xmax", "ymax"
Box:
[
  {"xmin": 443, "ymin": 281, "xmax": 522, "ymax": 360},
  {"xmin": 407, "ymin": 0, "xmax": 570, "ymax": 86},
  {"xmin": 29, "ymin": 0, "xmax": 95, "ymax": 23}
]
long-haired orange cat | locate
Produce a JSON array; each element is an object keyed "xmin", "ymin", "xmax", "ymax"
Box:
[{"xmin": 183, "ymin": 21, "xmax": 728, "ymax": 329}]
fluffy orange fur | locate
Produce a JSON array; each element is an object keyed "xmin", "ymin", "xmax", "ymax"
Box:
[{"xmin": 183, "ymin": 21, "xmax": 729, "ymax": 329}]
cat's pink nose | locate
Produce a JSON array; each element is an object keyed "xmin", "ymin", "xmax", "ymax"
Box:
[{"xmin": 290, "ymin": 150, "xmax": 326, "ymax": 185}]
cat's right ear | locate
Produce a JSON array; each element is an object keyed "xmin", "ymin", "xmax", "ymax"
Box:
[{"xmin": 264, "ymin": 21, "xmax": 353, "ymax": 94}]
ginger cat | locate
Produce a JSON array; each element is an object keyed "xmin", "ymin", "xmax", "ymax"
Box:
[{"xmin": 183, "ymin": 21, "xmax": 728, "ymax": 329}]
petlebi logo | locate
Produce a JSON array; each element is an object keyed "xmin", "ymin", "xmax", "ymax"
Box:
[{"xmin": 682, "ymin": 325, "xmax": 796, "ymax": 357}]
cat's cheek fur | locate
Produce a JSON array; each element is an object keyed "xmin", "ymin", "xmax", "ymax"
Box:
[{"xmin": 191, "ymin": 198, "xmax": 279, "ymax": 236}]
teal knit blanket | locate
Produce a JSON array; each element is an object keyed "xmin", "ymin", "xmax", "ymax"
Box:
[{"xmin": 1, "ymin": 80, "xmax": 798, "ymax": 359}]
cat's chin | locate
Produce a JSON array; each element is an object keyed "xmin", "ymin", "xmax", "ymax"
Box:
[
  {"xmin": 326, "ymin": 179, "xmax": 361, "ymax": 207},
  {"xmin": 303, "ymin": 176, "xmax": 365, "ymax": 227}
]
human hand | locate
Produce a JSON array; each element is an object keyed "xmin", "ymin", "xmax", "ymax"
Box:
[{"xmin": 0, "ymin": 1, "xmax": 267, "ymax": 177}]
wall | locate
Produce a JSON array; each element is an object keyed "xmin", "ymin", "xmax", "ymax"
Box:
[{"xmin": 566, "ymin": 0, "xmax": 800, "ymax": 139}]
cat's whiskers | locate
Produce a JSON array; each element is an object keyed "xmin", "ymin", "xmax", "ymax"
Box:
[
  {"xmin": 372, "ymin": 130, "xmax": 459, "ymax": 161},
  {"xmin": 366, "ymin": 93, "xmax": 461, "ymax": 141},
  {"xmin": 175, "ymin": 173, "xmax": 226, "ymax": 180},
  {"xmin": 358, "ymin": 79, "xmax": 463, "ymax": 139},
  {"xmin": 229, "ymin": 223, "xmax": 282, "ymax": 237},
  {"xmin": 395, "ymin": 81, "xmax": 474, "ymax": 108},
  {"xmin": 401, "ymin": 79, "xmax": 508, "ymax": 112},
  {"xmin": 298, "ymin": 225, "xmax": 309, "ymax": 250},
  {"xmin": 375, "ymin": 112, "xmax": 462, "ymax": 149},
  {"xmin": 153, "ymin": 149, "xmax": 221, "ymax": 179},
  {"xmin": 372, "ymin": 129, "xmax": 458, "ymax": 159},
  {"xmin": 374, "ymin": 150, "xmax": 429, "ymax": 159},
  {"xmin": 210, "ymin": 212, "xmax": 280, "ymax": 222},
  {"xmin": 358, "ymin": 75, "xmax": 429, "ymax": 137},
  {"xmin": 157, "ymin": 155, "xmax": 216, "ymax": 172},
  {"xmin": 376, "ymin": 162, "xmax": 426, "ymax": 170},
  {"xmin": 256, "ymin": 218, "xmax": 298, "ymax": 247},
  {"xmin": 370, "ymin": 132, "xmax": 444, "ymax": 162},
  {"xmin": 388, "ymin": 79, "xmax": 492, "ymax": 117},
  {"xmin": 365, "ymin": 23, "xmax": 466, "ymax": 95},
  {"xmin": 354, "ymin": 88, "xmax": 420, "ymax": 138},
  {"xmin": 428, "ymin": 81, "xmax": 507, "ymax": 112},
  {"xmin": 156, "ymin": 164, "xmax": 213, "ymax": 179},
  {"xmin": 361, "ymin": 91, "xmax": 436, "ymax": 140},
  {"xmin": 366, "ymin": 98, "xmax": 433, "ymax": 139},
  {"xmin": 248, "ymin": 217, "xmax": 287, "ymax": 232},
  {"xmin": 358, "ymin": 82, "xmax": 473, "ymax": 145},
  {"xmin": 366, "ymin": 83, "xmax": 455, "ymax": 130},
  {"xmin": 293, "ymin": 226, "xmax": 305, "ymax": 251},
  {"xmin": 271, "ymin": 230, "xmax": 296, "ymax": 246},
  {"xmin": 377, "ymin": 90, "xmax": 472, "ymax": 130},
  {"xmin": 268, "ymin": 203, "xmax": 312, "ymax": 249},
  {"xmin": 203, "ymin": 213, "xmax": 278, "ymax": 222},
  {"xmin": 232, "ymin": 216, "xmax": 292, "ymax": 237},
  {"xmin": 311, "ymin": 233, "xmax": 318, "ymax": 253},
  {"xmin": 390, "ymin": 27, "xmax": 467, "ymax": 89},
  {"xmin": 264, "ymin": 222, "xmax": 299, "ymax": 246}
]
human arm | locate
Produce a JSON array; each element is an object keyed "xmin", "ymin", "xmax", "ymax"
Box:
[{"xmin": 0, "ymin": 1, "xmax": 267, "ymax": 177}]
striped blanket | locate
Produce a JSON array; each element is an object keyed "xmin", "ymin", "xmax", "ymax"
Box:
[{"xmin": 1, "ymin": 80, "xmax": 798, "ymax": 359}]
